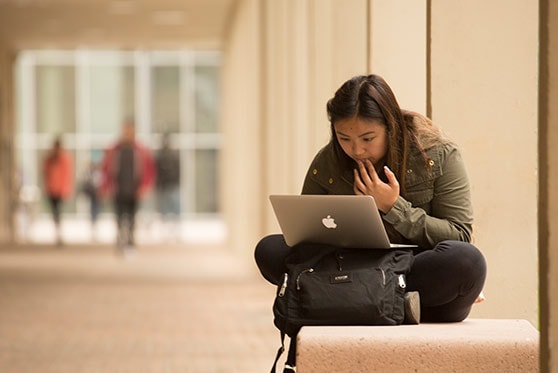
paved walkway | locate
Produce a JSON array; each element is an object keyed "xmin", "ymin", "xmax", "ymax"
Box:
[{"xmin": 0, "ymin": 242, "xmax": 281, "ymax": 372}]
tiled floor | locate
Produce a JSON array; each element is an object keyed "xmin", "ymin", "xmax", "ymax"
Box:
[{"xmin": 0, "ymin": 243, "xmax": 282, "ymax": 372}]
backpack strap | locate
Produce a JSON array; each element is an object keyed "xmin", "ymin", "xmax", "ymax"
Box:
[
  {"xmin": 271, "ymin": 331, "xmax": 285, "ymax": 373},
  {"xmin": 271, "ymin": 331, "xmax": 298, "ymax": 372},
  {"xmin": 284, "ymin": 335, "xmax": 297, "ymax": 371}
]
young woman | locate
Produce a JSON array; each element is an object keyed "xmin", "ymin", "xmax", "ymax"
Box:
[
  {"xmin": 255, "ymin": 74, "xmax": 486, "ymax": 324},
  {"xmin": 43, "ymin": 137, "xmax": 73, "ymax": 246}
]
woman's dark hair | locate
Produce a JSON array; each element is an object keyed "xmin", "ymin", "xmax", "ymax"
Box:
[{"xmin": 326, "ymin": 74, "xmax": 442, "ymax": 192}]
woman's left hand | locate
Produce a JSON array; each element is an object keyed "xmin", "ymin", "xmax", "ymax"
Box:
[{"xmin": 353, "ymin": 159, "xmax": 399, "ymax": 213}]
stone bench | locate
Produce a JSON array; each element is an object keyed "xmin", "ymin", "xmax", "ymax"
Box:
[{"xmin": 296, "ymin": 319, "xmax": 539, "ymax": 372}]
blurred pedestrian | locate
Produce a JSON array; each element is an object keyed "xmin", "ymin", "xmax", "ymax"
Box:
[
  {"xmin": 43, "ymin": 136, "xmax": 73, "ymax": 246},
  {"xmin": 100, "ymin": 119, "xmax": 155, "ymax": 255},
  {"xmin": 80, "ymin": 160, "xmax": 102, "ymax": 241},
  {"xmin": 155, "ymin": 133, "xmax": 181, "ymax": 242}
]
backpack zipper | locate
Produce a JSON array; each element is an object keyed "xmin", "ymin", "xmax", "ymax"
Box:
[
  {"xmin": 379, "ymin": 268, "xmax": 386, "ymax": 286},
  {"xmin": 296, "ymin": 268, "xmax": 314, "ymax": 290},
  {"xmin": 278, "ymin": 273, "xmax": 288, "ymax": 297}
]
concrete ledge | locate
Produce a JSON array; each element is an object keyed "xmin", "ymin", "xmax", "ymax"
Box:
[{"xmin": 296, "ymin": 319, "xmax": 539, "ymax": 372}]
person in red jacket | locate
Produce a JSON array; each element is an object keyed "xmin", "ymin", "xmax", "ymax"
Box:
[
  {"xmin": 101, "ymin": 119, "xmax": 155, "ymax": 254},
  {"xmin": 43, "ymin": 137, "xmax": 73, "ymax": 246}
]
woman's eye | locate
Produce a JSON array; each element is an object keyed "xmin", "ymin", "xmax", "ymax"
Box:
[
  {"xmin": 338, "ymin": 137, "xmax": 350, "ymax": 142},
  {"xmin": 363, "ymin": 137, "xmax": 374, "ymax": 142}
]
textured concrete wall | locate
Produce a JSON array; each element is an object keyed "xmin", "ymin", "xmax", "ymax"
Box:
[
  {"xmin": 0, "ymin": 40, "xmax": 14, "ymax": 243},
  {"xmin": 220, "ymin": 0, "xmax": 264, "ymax": 255},
  {"xmin": 369, "ymin": 0, "xmax": 427, "ymax": 114},
  {"xmin": 430, "ymin": 1, "xmax": 539, "ymax": 326}
]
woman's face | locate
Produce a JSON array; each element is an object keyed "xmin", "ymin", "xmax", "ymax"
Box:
[{"xmin": 334, "ymin": 117, "xmax": 388, "ymax": 166}]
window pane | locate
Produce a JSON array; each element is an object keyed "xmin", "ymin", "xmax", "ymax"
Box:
[
  {"xmin": 151, "ymin": 66, "xmax": 180, "ymax": 133},
  {"xmin": 194, "ymin": 66, "xmax": 220, "ymax": 133},
  {"xmin": 195, "ymin": 149, "xmax": 218, "ymax": 213},
  {"xmin": 35, "ymin": 65, "xmax": 76, "ymax": 134},
  {"xmin": 89, "ymin": 65, "xmax": 135, "ymax": 135}
]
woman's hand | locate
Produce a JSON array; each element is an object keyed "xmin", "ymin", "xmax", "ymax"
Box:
[{"xmin": 353, "ymin": 159, "xmax": 400, "ymax": 213}]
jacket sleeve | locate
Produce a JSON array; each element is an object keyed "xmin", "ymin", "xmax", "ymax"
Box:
[{"xmin": 382, "ymin": 146, "xmax": 474, "ymax": 249}]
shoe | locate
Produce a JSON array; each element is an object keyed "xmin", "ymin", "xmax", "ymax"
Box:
[{"xmin": 404, "ymin": 291, "xmax": 421, "ymax": 324}]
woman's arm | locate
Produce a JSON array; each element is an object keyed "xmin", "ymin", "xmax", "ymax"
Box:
[{"xmin": 382, "ymin": 146, "xmax": 474, "ymax": 248}]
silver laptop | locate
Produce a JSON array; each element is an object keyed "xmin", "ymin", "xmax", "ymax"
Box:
[{"xmin": 269, "ymin": 195, "xmax": 417, "ymax": 249}]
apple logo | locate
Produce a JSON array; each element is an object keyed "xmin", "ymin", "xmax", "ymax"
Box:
[{"xmin": 322, "ymin": 215, "xmax": 337, "ymax": 229}]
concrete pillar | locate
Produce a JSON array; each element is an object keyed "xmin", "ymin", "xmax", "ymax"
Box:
[
  {"xmin": 0, "ymin": 39, "xmax": 15, "ymax": 243},
  {"xmin": 369, "ymin": 0, "xmax": 427, "ymax": 113},
  {"xmin": 539, "ymin": 0, "xmax": 558, "ymax": 370},
  {"xmin": 220, "ymin": 0, "xmax": 264, "ymax": 255},
  {"xmin": 430, "ymin": 0, "xmax": 539, "ymax": 326}
]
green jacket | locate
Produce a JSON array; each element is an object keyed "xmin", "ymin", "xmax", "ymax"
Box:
[{"xmin": 301, "ymin": 141, "xmax": 473, "ymax": 249}]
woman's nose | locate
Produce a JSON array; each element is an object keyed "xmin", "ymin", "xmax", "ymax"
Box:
[{"xmin": 352, "ymin": 143, "xmax": 365, "ymax": 156}]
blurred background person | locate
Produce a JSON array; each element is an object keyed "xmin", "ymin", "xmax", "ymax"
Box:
[
  {"xmin": 42, "ymin": 136, "xmax": 73, "ymax": 246},
  {"xmin": 155, "ymin": 133, "xmax": 181, "ymax": 242},
  {"xmin": 80, "ymin": 160, "xmax": 102, "ymax": 241},
  {"xmin": 101, "ymin": 119, "xmax": 155, "ymax": 255}
]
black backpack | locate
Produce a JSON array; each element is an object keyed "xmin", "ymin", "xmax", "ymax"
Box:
[{"xmin": 270, "ymin": 243, "xmax": 414, "ymax": 372}]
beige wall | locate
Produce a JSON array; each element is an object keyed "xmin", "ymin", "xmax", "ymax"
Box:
[
  {"xmin": 540, "ymin": 0, "xmax": 558, "ymax": 370},
  {"xmin": 430, "ymin": 1, "xmax": 539, "ymax": 325},
  {"xmin": 0, "ymin": 39, "xmax": 14, "ymax": 244},
  {"xmin": 220, "ymin": 0, "xmax": 263, "ymax": 255},
  {"xmin": 369, "ymin": 0, "xmax": 427, "ymax": 114}
]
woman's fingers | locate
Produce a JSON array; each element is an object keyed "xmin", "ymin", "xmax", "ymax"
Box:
[
  {"xmin": 364, "ymin": 159, "xmax": 380, "ymax": 183},
  {"xmin": 353, "ymin": 162, "xmax": 400, "ymax": 213},
  {"xmin": 357, "ymin": 160, "xmax": 373, "ymax": 185},
  {"xmin": 353, "ymin": 168, "xmax": 365, "ymax": 194}
]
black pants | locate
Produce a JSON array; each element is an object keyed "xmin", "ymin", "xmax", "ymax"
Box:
[
  {"xmin": 48, "ymin": 195, "xmax": 62, "ymax": 225},
  {"xmin": 254, "ymin": 235, "xmax": 487, "ymax": 323},
  {"xmin": 114, "ymin": 195, "xmax": 138, "ymax": 247}
]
